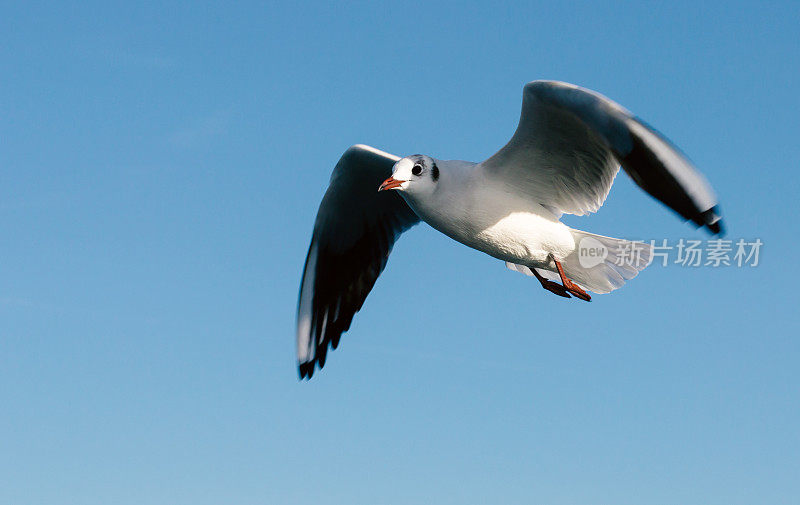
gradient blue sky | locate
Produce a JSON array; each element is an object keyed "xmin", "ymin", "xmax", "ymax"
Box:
[{"xmin": 2, "ymin": 1, "xmax": 799, "ymax": 504}]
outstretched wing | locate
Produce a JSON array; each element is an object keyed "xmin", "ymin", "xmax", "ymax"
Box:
[
  {"xmin": 480, "ymin": 81, "xmax": 723, "ymax": 233},
  {"xmin": 297, "ymin": 145, "xmax": 420, "ymax": 379}
]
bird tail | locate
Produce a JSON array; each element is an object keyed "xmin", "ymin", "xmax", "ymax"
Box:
[
  {"xmin": 561, "ymin": 229, "xmax": 652, "ymax": 293},
  {"xmin": 506, "ymin": 229, "xmax": 652, "ymax": 294},
  {"xmin": 504, "ymin": 229, "xmax": 652, "ymax": 294}
]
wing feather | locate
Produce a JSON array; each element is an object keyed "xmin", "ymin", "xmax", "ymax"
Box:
[
  {"xmin": 480, "ymin": 81, "xmax": 723, "ymax": 233},
  {"xmin": 296, "ymin": 145, "xmax": 420, "ymax": 379}
]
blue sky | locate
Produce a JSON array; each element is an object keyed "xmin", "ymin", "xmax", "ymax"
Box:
[{"xmin": 2, "ymin": 1, "xmax": 799, "ymax": 504}]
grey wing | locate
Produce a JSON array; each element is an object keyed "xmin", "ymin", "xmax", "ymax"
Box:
[
  {"xmin": 296, "ymin": 145, "xmax": 420, "ymax": 379},
  {"xmin": 480, "ymin": 81, "xmax": 723, "ymax": 234}
]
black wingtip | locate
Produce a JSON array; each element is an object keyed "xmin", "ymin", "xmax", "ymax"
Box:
[
  {"xmin": 698, "ymin": 206, "xmax": 725, "ymax": 236},
  {"xmin": 298, "ymin": 361, "xmax": 315, "ymax": 380}
]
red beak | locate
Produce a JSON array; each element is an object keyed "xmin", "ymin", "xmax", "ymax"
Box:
[{"xmin": 378, "ymin": 176, "xmax": 405, "ymax": 192}]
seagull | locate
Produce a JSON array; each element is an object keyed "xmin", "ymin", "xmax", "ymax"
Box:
[{"xmin": 296, "ymin": 80, "xmax": 723, "ymax": 379}]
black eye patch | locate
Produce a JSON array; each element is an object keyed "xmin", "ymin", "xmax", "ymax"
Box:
[{"xmin": 431, "ymin": 163, "xmax": 439, "ymax": 181}]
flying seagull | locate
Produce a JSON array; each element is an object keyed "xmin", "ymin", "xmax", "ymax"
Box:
[{"xmin": 296, "ymin": 80, "xmax": 723, "ymax": 379}]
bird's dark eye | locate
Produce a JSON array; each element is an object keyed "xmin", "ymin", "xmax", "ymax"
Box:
[{"xmin": 411, "ymin": 164, "xmax": 423, "ymax": 176}]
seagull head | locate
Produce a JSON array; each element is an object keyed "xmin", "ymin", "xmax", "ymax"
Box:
[{"xmin": 378, "ymin": 155, "xmax": 439, "ymax": 196}]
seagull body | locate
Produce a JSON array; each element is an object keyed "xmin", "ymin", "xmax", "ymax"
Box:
[
  {"xmin": 397, "ymin": 157, "xmax": 575, "ymax": 271},
  {"xmin": 297, "ymin": 81, "xmax": 724, "ymax": 379}
]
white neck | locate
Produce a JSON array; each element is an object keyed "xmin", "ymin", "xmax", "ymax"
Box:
[{"xmin": 399, "ymin": 159, "xmax": 481, "ymax": 239}]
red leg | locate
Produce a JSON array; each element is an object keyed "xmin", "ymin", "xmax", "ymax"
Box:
[
  {"xmin": 551, "ymin": 256, "xmax": 591, "ymax": 302},
  {"xmin": 531, "ymin": 268, "xmax": 571, "ymax": 299}
]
